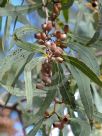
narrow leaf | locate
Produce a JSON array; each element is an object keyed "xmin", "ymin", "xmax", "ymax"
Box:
[
  {"xmin": 70, "ymin": 118, "xmax": 91, "ymax": 136},
  {"xmin": 0, "ymin": 4, "xmax": 42, "ymax": 16},
  {"xmin": 24, "ymin": 57, "xmax": 45, "ymax": 109},
  {"xmin": 67, "ymin": 64, "xmax": 94, "ymax": 121},
  {"xmin": 69, "ymin": 44, "xmax": 100, "ymax": 75},
  {"xmin": 64, "ymin": 55, "xmax": 102, "ymax": 87}
]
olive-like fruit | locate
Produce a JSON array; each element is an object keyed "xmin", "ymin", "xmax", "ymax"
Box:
[
  {"xmin": 55, "ymin": 31, "xmax": 61, "ymax": 39},
  {"xmin": 64, "ymin": 25, "xmax": 69, "ymax": 33},
  {"xmin": 60, "ymin": 33, "xmax": 67, "ymax": 40},
  {"xmin": 55, "ymin": 2, "xmax": 62, "ymax": 10},
  {"xmin": 53, "ymin": 5, "xmax": 60, "ymax": 14},
  {"xmin": 45, "ymin": 41, "xmax": 51, "ymax": 46},
  {"xmin": 35, "ymin": 33, "xmax": 41, "ymax": 39},
  {"xmin": 42, "ymin": 23, "xmax": 47, "ymax": 31},
  {"xmin": 53, "ymin": 122, "xmax": 64, "ymax": 129},
  {"xmin": 46, "ymin": 21, "xmax": 53, "ymax": 31},
  {"xmin": 41, "ymin": 33, "xmax": 47, "ymax": 41},
  {"xmin": 56, "ymin": 57, "xmax": 63, "ymax": 63},
  {"xmin": 54, "ymin": 47, "xmax": 63, "ymax": 57}
]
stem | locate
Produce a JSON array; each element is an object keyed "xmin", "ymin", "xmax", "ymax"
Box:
[{"xmin": 42, "ymin": 0, "xmax": 49, "ymax": 23}]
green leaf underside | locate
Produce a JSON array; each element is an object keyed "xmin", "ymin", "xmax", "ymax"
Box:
[
  {"xmin": 0, "ymin": 4, "xmax": 42, "ymax": 16},
  {"xmin": 57, "ymin": 63, "xmax": 76, "ymax": 108},
  {"xmin": 70, "ymin": 118, "xmax": 91, "ymax": 136},
  {"xmin": 24, "ymin": 62, "xmax": 59, "ymax": 134},
  {"xmin": 24, "ymin": 57, "xmax": 45, "ymax": 109},
  {"xmin": 0, "ymin": 48, "xmax": 32, "ymax": 85},
  {"xmin": 68, "ymin": 64, "xmax": 94, "ymax": 121}
]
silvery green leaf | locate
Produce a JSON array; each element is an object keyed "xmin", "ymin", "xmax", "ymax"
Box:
[
  {"xmin": 67, "ymin": 64, "xmax": 94, "ymax": 121},
  {"xmin": 70, "ymin": 118, "xmax": 91, "ymax": 136}
]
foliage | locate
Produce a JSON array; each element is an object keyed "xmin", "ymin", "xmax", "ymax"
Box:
[{"xmin": 0, "ymin": 0, "xmax": 102, "ymax": 136}]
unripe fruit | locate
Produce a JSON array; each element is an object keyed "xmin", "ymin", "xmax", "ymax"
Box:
[
  {"xmin": 51, "ymin": 57, "xmax": 56, "ymax": 61},
  {"xmin": 36, "ymin": 82, "xmax": 45, "ymax": 89},
  {"xmin": 60, "ymin": 33, "xmax": 67, "ymax": 40},
  {"xmin": 56, "ymin": 57, "xmax": 63, "ymax": 63},
  {"xmin": 35, "ymin": 33, "xmax": 41, "ymax": 39},
  {"xmin": 95, "ymin": 123, "xmax": 101, "ymax": 129},
  {"xmin": 64, "ymin": 25, "xmax": 69, "ymax": 33}
]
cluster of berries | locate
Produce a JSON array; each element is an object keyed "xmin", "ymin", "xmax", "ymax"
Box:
[
  {"xmin": 44, "ymin": 97, "xmax": 69, "ymax": 129},
  {"xmin": 44, "ymin": 110, "xmax": 69, "ymax": 129},
  {"xmin": 35, "ymin": 1, "xmax": 69, "ymax": 89},
  {"xmin": 36, "ymin": 60, "xmax": 52, "ymax": 89}
]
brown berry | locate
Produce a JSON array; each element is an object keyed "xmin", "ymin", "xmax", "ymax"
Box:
[
  {"xmin": 50, "ymin": 42, "xmax": 57, "ymax": 51},
  {"xmin": 44, "ymin": 111, "xmax": 50, "ymax": 118},
  {"xmin": 54, "ymin": 47, "xmax": 63, "ymax": 57},
  {"xmin": 42, "ymin": 21, "xmax": 53, "ymax": 31},
  {"xmin": 35, "ymin": 33, "xmax": 41, "ymax": 39},
  {"xmin": 64, "ymin": 25, "xmax": 69, "ymax": 33},
  {"xmin": 55, "ymin": 3, "xmax": 62, "ymax": 10},
  {"xmin": 46, "ymin": 21, "xmax": 53, "ymax": 31},
  {"xmin": 45, "ymin": 41, "xmax": 51, "ymax": 46},
  {"xmin": 55, "ymin": 31, "xmax": 61, "ymax": 39},
  {"xmin": 41, "ymin": 33, "xmax": 47, "ymax": 41},
  {"xmin": 54, "ymin": 50, "xmax": 62, "ymax": 57},
  {"xmin": 53, "ymin": 5, "xmax": 60, "ymax": 14},
  {"xmin": 62, "ymin": 116, "xmax": 68, "ymax": 124},
  {"xmin": 42, "ymin": 23, "xmax": 47, "ymax": 31},
  {"xmin": 53, "ymin": 122, "xmax": 64, "ymax": 129}
]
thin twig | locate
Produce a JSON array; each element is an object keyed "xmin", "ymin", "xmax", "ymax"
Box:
[{"xmin": 42, "ymin": 0, "xmax": 49, "ymax": 23}]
